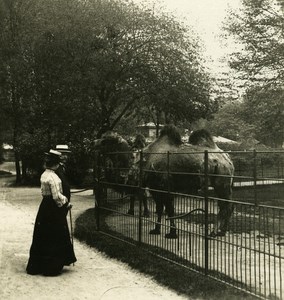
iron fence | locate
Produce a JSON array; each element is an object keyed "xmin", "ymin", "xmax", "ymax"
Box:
[{"xmin": 95, "ymin": 150, "xmax": 284, "ymax": 299}]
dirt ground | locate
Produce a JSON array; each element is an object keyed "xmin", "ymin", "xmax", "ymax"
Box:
[{"xmin": 0, "ymin": 164, "xmax": 188, "ymax": 300}]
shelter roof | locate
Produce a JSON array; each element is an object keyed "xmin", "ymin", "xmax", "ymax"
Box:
[
  {"xmin": 213, "ymin": 136, "xmax": 239, "ymax": 144},
  {"xmin": 3, "ymin": 143, "xmax": 13, "ymax": 150},
  {"xmin": 136, "ymin": 122, "xmax": 164, "ymax": 129}
]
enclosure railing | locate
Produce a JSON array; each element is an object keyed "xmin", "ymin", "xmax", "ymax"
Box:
[{"xmin": 95, "ymin": 150, "xmax": 284, "ymax": 300}]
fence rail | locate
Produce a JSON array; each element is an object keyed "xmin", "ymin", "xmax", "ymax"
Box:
[{"xmin": 95, "ymin": 150, "xmax": 284, "ymax": 300}]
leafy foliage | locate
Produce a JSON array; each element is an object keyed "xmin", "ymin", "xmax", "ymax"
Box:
[
  {"xmin": 221, "ymin": 0, "xmax": 284, "ymax": 147},
  {"xmin": 242, "ymin": 86, "xmax": 284, "ymax": 147},
  {"xmin": 201, "ymin": 101, "xmax": 255, "ymax": 142},
  {"xmin": 224, "ymin": 0, "xmax": 284, "ymax": 87},
  {"xmin": 0, "ymin": 0, "xmax": 214, "ymax": 182}
]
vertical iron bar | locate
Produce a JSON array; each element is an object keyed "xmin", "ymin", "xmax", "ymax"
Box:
[
  {"xmin": 253, "ymin": 201, "xmax": 257, "ymax": 295},
  {"xmin": 279, "ymin": 209, "xmax": 283, "ymax": 300},
  {"xmin": 273, "ymin": 209, "xmax": 276, "ymax": 299},
  {"xmin": 260, "ymin": 207, "xmax": 264, "ymax": 297},
  {"xmin": 93, "ymin": 151, "xmax": 97, "ymax": 196},
  {"xmin": 138, "ymin": 150, "xmax": 143, "ymax": 244},
  {"xmin": 267, "ymin": 208, "xmax": 272, "ymax": 297},
  {"xmin": 204, "ymin": 150, "xmax": 209, "ymax": 275},
  {"xmin": 244, "ymin": 204, "xmax": 247, "ymax": 289},
  {"xmin": 166, "ymin": 152, "xmax": 170, "ymax": 240},
  {"xmin": 253, "ymin": 150, "xmax": 258, "ymax": 295},
  {"xmin": 167, "ymin": 151, "xmax": 170, "ymax": 186},
  {"xmin": 240, "ymin": 204, "xmax": 243, "ymax": 286},
  {"xmin": 253, "ymin": 150, "xmax": 258, "ymax": 206},
  {"xmin": 94, "ymin": 152, "xmax": 100, "ymax": 231},
  {"xmin": 249, "ymin": 204, "xmax": 252, "ymax": 293}
]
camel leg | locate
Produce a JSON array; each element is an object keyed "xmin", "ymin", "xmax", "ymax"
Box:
[
  {"xmin": 218, "ymin": 201, "xmax": 234, "ymax": 233},
  {"xmin": 149, "ymin": 192, "xmax": 163, "ymax": 235},
  {"xmin": 142, "ymin": 192, "xmax": 150, "ymax": 217},
  {"xmin": 149, "ymin": 213, "xmax": 162, "ymax": 235},
  {"xmin": 211, "ymin": 184, "xmax": 234, "ymax": 236},
  {"xmin": 127, "ymin": 195, "xmax": 135, "ymax": 215},
  {"xmin": 128, "ymin": 193, "xmax": 150, "ymax": 217},
  {"xmin": 164, "ymin": 194, "xmax": 177, "ymax": 239}
]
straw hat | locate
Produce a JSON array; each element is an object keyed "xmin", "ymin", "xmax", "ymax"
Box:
[
  {"xmin": 44, "ymin": 149, "xmax": 62, "ymax": 164},
  {"xmin": 55, "ymin": 144, "xmax": 71, "ymax": 153}
]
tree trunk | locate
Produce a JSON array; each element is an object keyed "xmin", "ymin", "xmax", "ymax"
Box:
[
  {"xmin": 13, "ymin": 125, "xmax": 21, "ymax": 184},
  {"xmin": 14, "ymin": 151, "xmax": 21, "ymax": 184},
  {"xmin": 21, "ymin": 159, "xmax": 27, "ymax": 183}
]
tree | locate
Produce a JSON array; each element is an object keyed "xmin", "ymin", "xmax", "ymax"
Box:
[
  {"xmin": 202, "ymin": 101, "xmax": 256, "ymax": 141},
  {"xmin": 0, "ymin": 0, "xmax": 38, "ymax": 182},
  {"xmin": 0, "ymin": 0, "xmax": 214, "ymax": 182},
  {"xmin": 73, "ymin": 0, "xmax": 214, "ymax": 136},
  {"xmin": 223, "ymin": 0, "xmax": 284, "ymax": 87},
  {"xmin": 222, "ymin": 0, "xmax": 284, "ymax": 147},
  {"xmin": 242, "ymin": 86, "xmax": 284, "ymax": 147}
]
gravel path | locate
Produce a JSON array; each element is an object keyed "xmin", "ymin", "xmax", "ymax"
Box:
[{"xmin": 0, "ymin": 173, "xmax": 188, "ymax": 300}]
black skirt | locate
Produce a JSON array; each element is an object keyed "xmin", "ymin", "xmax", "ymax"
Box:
[{"xmin": 26, "ymin": 196, "xmax": 77, "ymax": 276}]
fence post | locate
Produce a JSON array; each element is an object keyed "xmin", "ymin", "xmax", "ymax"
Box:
[
  {"xmin": 253, "ymin": 149, "xmax": 258, "ymax": 206},
  {"xmin": 138, "ymin": 150, "xmax": 144, "ymax": 244},
  {"xmin": 204, "ymin": 150, "xmax": 209, "ymax": 276},
  {"xmin": 167, "ymin": 151, "xmax": 173, "ymax": 237},
  {"xmin": 93, "ymin": 152, "xmax": 97, "ymax": 197},
  {"xmin": 94, "ymin": 151, "xmax": 101, "ymax": 231},
  {"xmin": 167, "ymin": 151, "xmax": 170, "ymax": 194}
]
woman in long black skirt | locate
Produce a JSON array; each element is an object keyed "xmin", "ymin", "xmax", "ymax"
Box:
[{"xmin": 26, "ymin": 150, "xmax": 77, "ymax": 276}]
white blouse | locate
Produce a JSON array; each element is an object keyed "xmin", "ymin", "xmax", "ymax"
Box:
[{"xmin": 40, "ymin": 169, "xmax": 68, "ymax": 207}]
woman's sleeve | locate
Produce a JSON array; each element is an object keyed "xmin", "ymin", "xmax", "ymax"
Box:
[{"xmin": 49, "ymin": 174, "xmax": 68, "ymax": 207}]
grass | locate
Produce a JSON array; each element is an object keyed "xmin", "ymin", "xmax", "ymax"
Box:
[
  {"xmin": 74, "ymin": 208, "xmax": 258, "ymax": 300},
  {"xmin": 1, "ymin": 162, "xmax": 279, "ymax": 299},
  {"xmin": 233, "ymin": 184, "xmax": 284, "ymax": 207}
]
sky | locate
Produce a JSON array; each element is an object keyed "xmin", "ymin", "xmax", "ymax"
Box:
[{"xmin": 134, "ymin": 0, "xmax": 242, "ymax": 74}]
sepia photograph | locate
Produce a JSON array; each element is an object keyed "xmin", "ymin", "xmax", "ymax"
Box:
[{"xmin": 0, "ymin": 0, "xmax": 283, "ymax": 299}]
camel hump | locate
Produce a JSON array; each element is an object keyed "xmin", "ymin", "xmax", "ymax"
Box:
[
  {"xmin": 188, "ymin": 129, "xmax": 216, "ymax": 148},
  {"xmin": 159, "ymin": 125, "xmax": 183, "ymax": 146}
]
